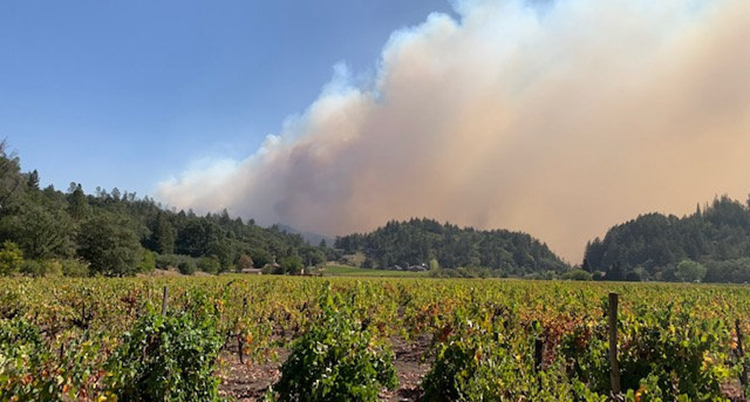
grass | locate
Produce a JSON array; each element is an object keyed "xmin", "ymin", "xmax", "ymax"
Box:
[{"xmin": 322, "ymin": 265, "xmax": 428, "ymax": 278}]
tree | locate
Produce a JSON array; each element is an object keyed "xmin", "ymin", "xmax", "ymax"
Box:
[
  {"xmin": 675, "ymin": 260, "xmax": 707, "ymax": 283},
  {"xmin": 26, "ymin": 170, "xmax": 39, "ymax": 190},
  {"xmin": 207, "ymin": 239, "xmax": 234, "ymax": 271},
  {"xmin": 0, "ymin": 241, "xmax": 23, "ymax": 275},
  {"xmin": 1, "ymin": 200, "xmax": 75, "ymax": 259},
  {"xmin": 150, "ymin": 212, "xmax": 174, "ymax": 254},
  {"xmin": 582, "ymin": 258, "xmax": 592, "ymax": 273},
  {"xmin": 176, "ymin": 220, "xmax": 220, "ymax": 257},
  {"xmin": 300, "ymin": 246, "xmax": 327, "ymax": 267},
  {"xmin": 236, "ymin": 254, "xmax": 253, "ymax": 272},
  {"xmin": 250, "ymin": 248, "xmax": 272, "ymax": 268},
  {"xmin": 280, "ymin": 255, "xmax": 303, "ymax": 275},
  {"xmin": 605, "ymin": 262, "xmax": 624, "ymax": 281},
  {"xmin": 0, "ymin": 141, "xmax": 24, "ymax": 214},
  {"xmin": 77, "ymin": 212, "xmax": 142, "ymax": 276},
  {"xmin": 68, "ymin": 183, "xmax": 89, "ymax": 220}
]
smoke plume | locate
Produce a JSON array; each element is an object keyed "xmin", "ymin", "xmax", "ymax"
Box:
[{"xmin": 157, "ymin": 0, "xmax": 750, "ymax": 262}]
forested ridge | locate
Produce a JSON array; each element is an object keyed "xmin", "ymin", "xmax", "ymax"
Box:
[
  {"xmin": 335, "ymin": 218, "xmax": 569, "ymax": 276},
  {"xmin": 0, "ymin": 142, "xmax": 328, "ymax": 277},
  {"xmin": 7, "ymin": 140, "xmax": 750, "ymax": 283},
  {"xmin": 585, "ymin": 195, "xmax": 750, "ymax": 283}
]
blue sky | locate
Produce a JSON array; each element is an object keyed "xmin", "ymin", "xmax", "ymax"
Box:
[{"xmin": 0, "ymin": 0, "xmax": 452, "ymax": 196}]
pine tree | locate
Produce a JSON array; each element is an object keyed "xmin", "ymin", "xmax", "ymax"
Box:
[{"xmin": 152, "ymin": 212, "xmax": 175, "ymax": 254}]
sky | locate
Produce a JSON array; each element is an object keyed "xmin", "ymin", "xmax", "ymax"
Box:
[
  {"xmin": 3, "ymin": 0, "xmax": 750, "ymax": 263},
  {"xmin": 0, "ymin": 0, "xmax": 453, "ymax": 193}
]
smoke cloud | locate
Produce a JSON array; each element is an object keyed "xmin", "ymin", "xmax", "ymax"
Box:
[{"xmin": 157, "ymin": 0, "xmax": 750, "ymax": 262}]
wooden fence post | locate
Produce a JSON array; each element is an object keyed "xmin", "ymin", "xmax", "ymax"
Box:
[
  {"xmin": 238, "ymin": 297, "xmax": 248, "ymax": 365},
  {"xmin": 161, "ymin": 286, "xmax": 168, "ymax": 316},
  {"xmin": 736, "ymin": 319, "xmax": 748, "ymax": 389},
  {"xmin": 534, "ymin": 338, "xmax": 543, "ymax": 372},
  {"xmin": 609, "ymin": 292, "xmax": 621, "ymax": 396}
]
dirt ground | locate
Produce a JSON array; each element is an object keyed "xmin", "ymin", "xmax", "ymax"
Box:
[{"xmin": 217, "ymin": 335, "xmax": 432, "ymax": 402}]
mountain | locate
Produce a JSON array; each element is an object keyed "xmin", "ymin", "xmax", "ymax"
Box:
[{"xmin": 273, "ymin": 223, "xmax": 335, "ymax": 247}]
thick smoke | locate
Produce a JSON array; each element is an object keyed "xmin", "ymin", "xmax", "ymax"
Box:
[{"xmin": 157, "ymin": 0, "xmax": 750, "ymax": 262}]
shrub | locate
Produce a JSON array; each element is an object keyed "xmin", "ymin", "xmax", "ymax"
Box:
[
  {"xmin": 0, "ymin": 317, "xmax": 108, "ymax": 400},
  {"xmin": 42, "ymin": 260, "xmax": 63, "ymax": 276},
  {"xmin": 271, "ymin": 287, "xmax": 398, "ymax": 401},
  {"xmin": 421, "ymin": 315, "xmax": 575, "ymax": 401},
  {"xmin": 198, "ymin": 256, "xmax": 221, "ymax": 275},
  {"xmin": 155, "ymin": 253, "xmax": 180, "ymax": 269},
  {"xmin": 139, "ymin": 250, "xmax": 156, "ymax": 273},
  {"xmin": 106, "ymin": 302, "xmax": 224, "ymax": 401},
  {"xmin": 61, "ymin": 259, "xmax": 90, "ymax": 277},
  {"xmin": 561, "ymin": 268, "xmax": 592, "ymax": 281},
  {"xmin": 20, "ymin": 260, "xmax": 44, "ymax": 277},
  {"xmin": 560, "ymin": 300, "xmax": 733, "ymax": 399},
  {"xmin": 178, "ymin": 260, "xmax": 196, "ymax": 276},
  {"xmin": 0, "ymin": 241, "xmax": 23, "ymax": 275}
]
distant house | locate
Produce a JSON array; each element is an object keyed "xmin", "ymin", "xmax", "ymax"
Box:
[
  {"xmin": 240, "ymin": 268, "xmax": 263, "ymax": 275},
  {"xmin": 393, "ymin": 265, "xmax": 404, "ymax": 271},
  {"xmin": 408, "ymin": 265, "xmax": 428, "ymax": 272}
]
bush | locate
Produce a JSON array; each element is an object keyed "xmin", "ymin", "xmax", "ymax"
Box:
[
  {"xmin": 178, "ymin": 260, "xmax": 196, "ymax": 276},
  {"xmin": 139, "ymin": 250, "xmax": 156, "ymax": 273},
  {"xmin": 42, "ymin": 260, "xmax": 63, "ymax": 276},
  {"xmin": 271, "ymin": 287, "xmax": 398, "ymax": 401},
  {"xmin": 561, "ymin": 269, "xmax": 592, "ymax": 281},
  {"xmin": 560, "ymin": 300, "xmax": 733, "ymax": 399},
  {"xmin": 0, "ymin": 317, "xmax": 108, "ymax": 400},
  {"xmin": 20, "ymin": 260, "xmax": 44, "ymax": 277},
  {"xmin": 61, "ymin": 259, "xmax": 90, "ymax": 277},
  {"xmin": 0, "ymin": 241, "xmax": 23, "ymax": 275},
  {"xmin": 421, "ymin": 315, "xmax": 575, "ymax": 402},
  {"xmin": 106, "ymin": 301, "xmax": 224, "ymax": 401},
  {"xmin": 155, "ymin": 253, "xmax": 181, "ymax": 269},
  {"xmin": 198, "ymin": 256, "xmax": 221, "ymax": 275}
]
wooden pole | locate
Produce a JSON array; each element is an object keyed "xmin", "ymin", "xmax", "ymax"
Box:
[
  {"xmin": 736, "ymin": 319, "xmax": 748, "ymax": 388},
  {"xmin": 239, "ymin": 297, "xmax": 249, "ymax": 364},
  {"xmin": 534, "ymin": 338, "xmax": 543, "ymax": 372},
  {"xmin": 161, "ymin": 286, "xmax": 168, "ymax": 316},
  {"xmin": 608, "ymin": 292, "xmax": 621, "ymax": 396}
]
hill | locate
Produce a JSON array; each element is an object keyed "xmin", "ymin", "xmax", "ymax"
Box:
[
  {"xmin": 334, "ymin": 218, "xmax": 569, "ymax": 277},
  {"xmin": 584, "ymin": 195, "xmax": 750, "ymax": 283},
  {"xmin": 274, "ymin": 223, "xmax": 335, "ymax": 247},
  {"xmin": 0, "ymin": 142, "xmax": 327, "ymax": 276}
]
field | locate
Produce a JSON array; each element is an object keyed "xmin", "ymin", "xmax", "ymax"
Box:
[
  {"xmin": 322, "ymin": 265, "xmax": 428, "ymax": 277},
  {"xmin": 2, "ymin": 275, "xmax": 750, "ymax": 401}
]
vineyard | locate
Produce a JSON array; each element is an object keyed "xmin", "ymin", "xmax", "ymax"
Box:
[{"xmin": 2, "ymin": 276, "xmax": 750, "ymax": 401}]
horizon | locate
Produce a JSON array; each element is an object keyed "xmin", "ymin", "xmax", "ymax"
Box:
[{"xmin": 4, "ymin": 0, "xmax": 750, "ymax": 262}]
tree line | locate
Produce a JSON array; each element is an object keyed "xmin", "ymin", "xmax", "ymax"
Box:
[
  {"xmin": 584, "ymin": 195, "xmax": 750, "ymax": 283},
  {"xmin": 0, "ymin": 142, "xmax": 329, "ymax": 277},
  {"xmin": 7, "ymin": 140, "xmax": 750, "ymax": 283}
]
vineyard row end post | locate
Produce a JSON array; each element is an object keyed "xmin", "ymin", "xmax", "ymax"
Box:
[
  {"xmin": 736, "ymin": 319, "xmax": 748, "ymax": 389},
  {"xmin": 609, "ymin": 292, "xmax": 621, "ymax": 396},
  {"xmin": 162, "ymin": 286, "xmax": 168, "ymax": 316}
]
